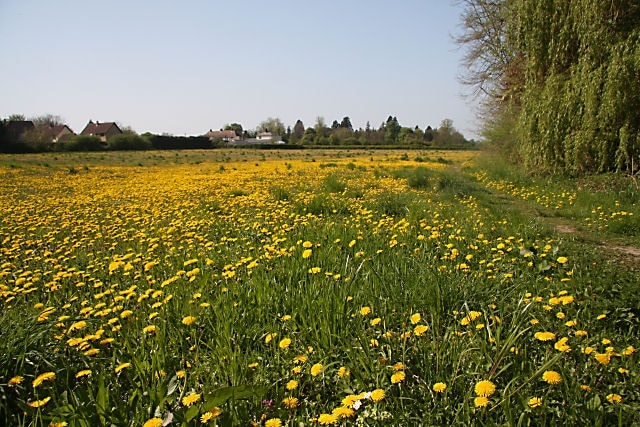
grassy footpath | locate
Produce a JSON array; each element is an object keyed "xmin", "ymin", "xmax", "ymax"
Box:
[{"xmin": 0, "ymin": 149, "xmax": 638, "ymax": 426}]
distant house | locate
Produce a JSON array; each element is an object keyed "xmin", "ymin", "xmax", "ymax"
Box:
[
  {"xmin": 80, "ymin": 120, "xmax": 122, "ymax": 141},
  {"xmin": 39, "ymin": 123, "xmax": 75, "ymax": 143},
  {"xmin": 256, "ymin": 131, "xmax": 273, "ymax": 141},
  {"xmin": 205, "ymin": 129, "xmax": 239, "ymax": 142}
]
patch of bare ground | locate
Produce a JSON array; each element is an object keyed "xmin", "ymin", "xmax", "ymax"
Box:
[{"xmin": 549, "ymin": 217, "xmax": 640, "ymax": 266}]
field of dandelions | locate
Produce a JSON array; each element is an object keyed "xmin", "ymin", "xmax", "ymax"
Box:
[{"xmin": 1, "ymin": 149, "xmax": 638, "ymax": 426}]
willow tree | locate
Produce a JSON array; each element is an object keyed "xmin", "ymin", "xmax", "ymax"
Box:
[{"xmin": 458, "ymin": 0, "xmax": 640, "ymax": 174}]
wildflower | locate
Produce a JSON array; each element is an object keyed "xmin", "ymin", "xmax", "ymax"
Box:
[
  {"xmin": 342, "ymin": 394, "xmax": 360, "ymax": 408},
  {"xmin": 75, "ymin": 370, "xmax": 91, "ymax": 378},
  {"xmin": 333, "ymin": 406, "xmax": 355, "ymax": 418},
  {"xmin": 618, "ymin": 368, "xmax": 629, "ymax": 374},
  {"xmin": 474, "ymin": 380, "xmax": 496, "ymax": 397},
  {"xmin": 68, "ymin": 320, "xmax": 87, "ymax": 332},
  {"xmin": 360, "ymin": 306, "xmax": 371, "ymax": 316},
  {"xmin": 33, "ymin": 371, "xmax": 56, "ymax": 388},
  {"xmin": 575, "ymin": 329, "xmax": 587, "ymax": 337},
  {"xmin": 282, "ymin": 396, "xmax": 298, "ymax": 409},
  {"xmin": 120, "ymin": 310, "xmax": 133, "ymax": 318},
  {"xmin": 317, "ymin": 413, "xmax": 338, "ymax": 425},
  {"xmin": 596, "ymin": 314, "xmax": 607, "ymax": 320},
  {"xmin": 84, "ymin": 348, "xmax": 100, "ymax": 356},
  {"xmin": 534, "ymin": 331, "xmax": 556, "ymax": 342},
  {"xmin": 181, "ymin": 316, "xmax": 196, "ymax": 325},
  {"xmin": 182, "ymin": 392, "xmax": 201, "ymax": 406},
  {"xmin": 311, "ymin": 363, "xmax": 323, "ymax": 376},
  {"xmin": 371, "ymin": 388, "xmax": 385, "ymax": 402},
  {"xmin": 433, "ymin": 382, "xmax": 447, "ymax": 393},
  {"xmin": 337, "ymin": 366, "xmax": 350, "ymax": 378},
  {"xmin": 391, "ymin": 371, "xmax": 405, "ymax": 384},
  {"xmin": 280, "ymin": 314, "xmax": 291, "ymax": 321},
  {"xmin": 581, "ymin": 384, "xmax": 592, "ymax": 391},
  {"xmin": 200, "ymin": 407, "xmax": 222, "ymax": 422},
  {"xmin": 594, "ymin": 353, "xmax": 611, "ymax": 365},
  {"xmin": 541, "ymin": 371, "xmax": 562, "ymax": 385},
  {"xmin": 410, "ymin": 313, "xmax": 421, "ymax": 324},
  {"xmin": 115, "ymin": 362, "xmax": 131, "ymax": 373},
  {"xmin": 279, "ymin": 338, "xmax": 291, "ymax": 349},
  {"xmin": 28, "ymin": 396, "xmax": 51, "ymax": 408},
  {"xmin": 9, "ymin": 375, "xmax": 23, "ymax": 386},
  {"xmin": 622, "ymin": 345, "xmax": 635, "ymax": 355},
  {"xmin": 142, "ymin": 325, "xmax": 156, "ymax": 334},
  {"xmin": 414, "ymin": 324, "xmax": 429, "ymax": 336},
  {"xmin": 294, "ymin": 354, "xmax": 308, "ymax": 363},
  {"xmin": 50, "ymin": 422, "xmax": 68, "ymax": 427},
  {"xmin": 302, "ymin": 249, "xmax": 312, "ymax": 259},
  {"xmin": 606, "ymin": 393, "xmax": 622, "ymax": 404},
  {"xmin": 528, "ymin": 397, "xmax": 542, "ymax": 408},
  {"xmin": 554, "ymin": 337, "xmax": 570, "ymax": 352},
  {"xmin": 556, "ymin": 256, "xmax": 568, "ymax": 264},
  {"xmin": 248, "ymin": 362, "xmax": 259, "ymax": 369},
  {"xmin": 370, "ymin": 317, "xmax": 381, "ymax": 326},
  {"xmin": 474, "ymin": 396, "xmax": 490, "ymax": 408},
  {"xmin": 176, "ymin": 370, "xmax": 186, "ymax": 378},
  {"xmin": 302, "ymin": 241, "xmax": 313, "ymax": 248},
  {"xmin": 265, "ymin": 332, "xmax": 277, "ymax": 344},
  {"xmin": 265, "ymin": 418, "xmax": 282, "ymax": 427},
  {"xmin": 393, "ymin": 362, "xmax": 404, "ymax": 371},
  {"xmin": 142, "ymin": 418, "xmax": 163, "ymax": 427}
]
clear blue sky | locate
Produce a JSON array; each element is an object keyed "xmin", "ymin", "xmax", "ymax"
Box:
[{"xmin": 0, "ymin": 0, "xmax": 478, "ymax": 138}]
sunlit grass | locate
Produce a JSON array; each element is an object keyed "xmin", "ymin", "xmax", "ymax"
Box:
[{"xmin": 0, "ymin": 149, "xmax": 638, "ymax": 426}]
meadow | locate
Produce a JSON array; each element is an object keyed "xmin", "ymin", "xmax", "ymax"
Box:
[{"xmin": 0, "ymin": 149, "xmax": 638, "ymax": 426}]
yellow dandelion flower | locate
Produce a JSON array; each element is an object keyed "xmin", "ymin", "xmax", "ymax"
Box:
[
  {"xmin": 294, "ymin": 354, "xmax": 308, "ymax": 363},
  {"xmin": 581, "ymin": 384, "xmax": 592, "ymax": 391},
  {"xmin": 176, "ymin": 370, "xmax": 186, "ymax": 378},
  {"xmin": 33, "ymin": 371, "xmax": 56, "ymax": 388},
  {"xmin": 282, "ymin": 396, "xmax": 298, "ymax": 409},
  {"xmin": 370, "ymin": 317, "xmax": 381, "ymax": 326},
  {"xmin": 414, "ymin": 324, "xmax": 429, "ymax": 336},
  {"xmin": 332, "ymin": 406, "xmax": 355, "ymax": 418},
  {"xmin": 474, "ymin": 396, "xmax": 490, "ymax": 408},
  {"xmin": 370, "ymin": 388, "xmax": 385, "ymax": 402},
  {"xmin": 248, "ymin": 362, "xmax": 258, "ymax": 369},
  {"xmin": 279, "ymin": 338, "xmax": 291, "ymax": 349},
  {"xmin": 265, "ymin": 418, "xmax": 282, "ymax": 427},
  {"xmin": 337, "ymin": 366, "xmax": 349, "ymax": 378},
  {"xmin": 115, "ymin": 362, "xmax": 131, "ymax": 373},
  {"xmin": 280, "ymin": 314, "xmax": 291, "ymax": 321},
  {"xmin": 28, "ymin": 396, "xmax": 51, "ymax": 408},
  {"xmin": 391, "ymin": 371, "xmax": 405, "ymax": 384},
  {"xmin": 317, "ymin": 413, "xmax": 338, "ymax": 425},
  {"xmin": 342, "ymin": 394, "xmax": 359, "ymax": 407},
  {"xmin": 433, "ymin": 382, "xmax": 447, "ymax": 393},
  {"xmin": 286, "ymin": 380, "xmax": 298, "ymax": 390},
  {"xmin": 556, "ymin": 256, "xmax": 568, "ymax": 264},
  {"xmin": 474, "ymin": 380, "xmax": 496, "ymax": 397},
  {"xmin": 75, "ymin": 370, "xmax": 91, "ymax": 378},
  {"xmin": 575, "ymin": 329, "xmax": 588, "ymax": 337},
  {"xmin": 606, "ymin": 393, "xmax": 622, "ymax": 404},
  {"xmin": 68, "ymin": 320, "xmax": 87, "ymax": 332},
  {"xmin": 9, "ymin": 375, "xmax": 23, "ymax": 385},
  {"xmin": 50, "ymin": 422, "xmax": 68, "ymax": 427},
  {"xmin": 302, "ymin": 241, "xmax": 313, "ymax": 248},
  {"xmin": 618, "ymin": 368, "xmax": 629, "ymax": 374},
  {"xmin": 596, "ymin": 314, "xmax": 607, "ymax": 320},
  {"xmin": 311, "ymin": 363, "xmax": 323, "ymax": 377},
  {"xmin": 181, "ymin": 316, "xmax": 196, "ymax": 325},
  {"xmin": 142, "ymin": 418, "xmax": 163, "ymax": 427},
  {"xmin": 265, "ymin": 332, "xmax": 277, "ymax": 344},
  {"xmin": 142, "ymin": 325, "xmax": 156, "ymax": 334},
  {"xmin": 410, "ymin": 313, "xmax": 421, "ymax": 324},
  {"xmin": 200, "ymin": 407, "xmax": 222, "ymax": 423},
  {"xmin": 360, "ymin": 306, "xmax": 371, "ymax": 316},
  {"xmin": 528, "ymin": 397, "xmax": 542, "ymax": 408},
  {"xmin": 594, "ymin": 353, "xmax": 611, "ymax": 365},
  {"xmin": 393, "ymin": 362, "xmax": 404, "ymax": 371},
  {"xmin": 541, "ymin": 370, "xmax": 562, "ymax": 385},
  {"xmin": 182, "ymin": 392, "xmax": 201, "ymax": 406},
  {"xmin": 302, "ymin": 249, "xmax": 312, "ymax": 259},
  {"xmin": 534, "ymin": 331, "xmax": 556, "ymax": 342},
  {"xmin": 622, "ymin": 345, "xmax": 635, "ymax": 355}
]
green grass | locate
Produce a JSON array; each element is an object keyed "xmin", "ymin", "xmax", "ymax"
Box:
[{"xmin": 0, "ymin": 150, "xmax": 638, "ymax": 426}]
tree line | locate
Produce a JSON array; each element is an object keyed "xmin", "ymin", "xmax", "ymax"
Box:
[
  {"xmin": 457, "ymin": 0, "xmax": 640, "ymax": 174},
  {"xmin": 0, "ymin": 114, "xmax": 475, "ymax": 153}
]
